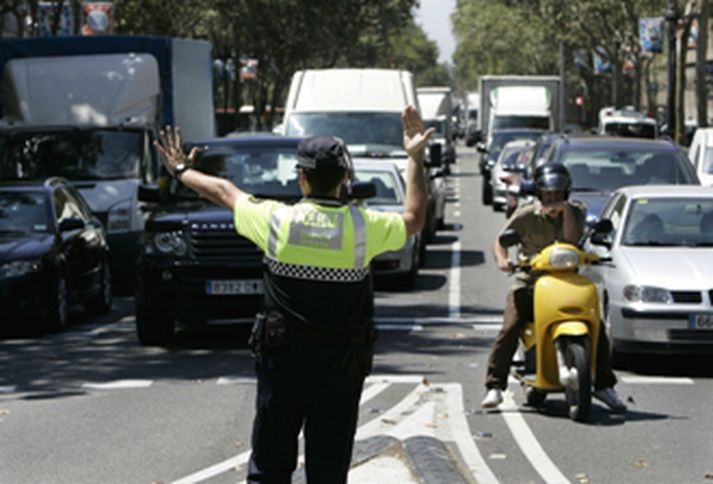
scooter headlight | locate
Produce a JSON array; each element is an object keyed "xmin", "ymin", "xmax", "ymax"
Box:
[
  {"xmin": 548, "ymin": 247, "xmax": 580, "ymax": 269},
  {"xmin": 623, "ymin": 285, "xmax": 673, "ymax": 304}
]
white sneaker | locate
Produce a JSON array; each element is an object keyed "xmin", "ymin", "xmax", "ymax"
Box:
[
  {"xmin": 480, "ymin": 388, "xmax": 503, "ymax": 409},
  {"xmin": 593, "ymin": 387, "xmax": 627, "ymax": 413}
]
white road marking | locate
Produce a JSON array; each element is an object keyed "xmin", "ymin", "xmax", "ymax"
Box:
[
  {"xmin": 499, "ymin": 390, "xmax": 570, "ymax": 484},
  {"xmin": 454, "ymin": 202, "xmax": 461, "ymax": 208},
  {"xmin": 216, "ymin": 377, "xmax": 256, "ymax": 385},
  {"xmin": 0, "ymin": 385, "xmax": 17, "ymax": 393},
  {"xmin": 366, "ymin": 375, "xmax": 425, "ymax": 384},
  {"xmin": 472, "ymin": 324, "xmax": 501, "ymax": 332},
  {"xmin": 449, "ymin": 241, "xmax": 462, "ymax": 320},
  {"xmin": 454, "ymin": 211, "xmax": 461, "ymax": 217},
  {"xmin": 374, "ymin": 314, "xmax": 502, "ymax": 325},
  {"xmin": 81, "ymin": 379, "xmax": 153, "ymax": 390},
  {"xmin": 620, "ymin": 376, "xmax": 694, "ymax": 385},
  {"xmin": 359, "ymin": 382, "xmax": 391, "ymax": 405},
  {"xmin": 376, "ymin": 324, "xmax": 423, "ymax": 332}
]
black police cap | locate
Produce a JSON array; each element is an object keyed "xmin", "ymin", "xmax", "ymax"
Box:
[{"xmin": 297, "ymin": 136, "xmax": 349, "ymax": 170}]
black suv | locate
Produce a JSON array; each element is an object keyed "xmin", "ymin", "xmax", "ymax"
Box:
[{"xmin": 136, "ymin": 136, "xmax": 311, "ymax": 345}]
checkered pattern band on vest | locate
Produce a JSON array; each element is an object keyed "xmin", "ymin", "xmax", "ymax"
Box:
[{"xmin": 265, "ymin": 257, "xmax": 369, "ymax": 282}]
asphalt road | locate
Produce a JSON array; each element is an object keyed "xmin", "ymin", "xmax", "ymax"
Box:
[{"xmin": 1, "ymin": 144, "xmax": 712, "ymax": 483}]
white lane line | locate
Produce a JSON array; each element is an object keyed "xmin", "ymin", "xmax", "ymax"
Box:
[
  {"xmin": 621, "ymin": 376, "xmax": 694, "ymax": 385},
  {"xmin": 454, "ymin": 211, "xmax": 461, "ymax": 217},
  {"xmin": 376, "ymin": 324, "xmax": 423, "ymax": 332},
  {"xmin": 0, "ymin": 385, "xmax": 17, "ymax": 393},
  {"xmin": 499, "ymin": 391, "xmax": 570, "ymax": 484},
  {"xmin": 216, "ymin": 377, "xmax": 256, "ymax": 385},
  {"xmin": 449, "ymin": 241, "xmax": 462, "ymax": 320},
  {"xmin": 82, "ymin": 379, "xmax": 153, "ymax": 390},
  {"xmin": 366, "ymin": 374, "xmax": 425, "ymax": 384},
  {"xmin": 472, "ymin": 324, "xmax": 501, "ymax": 332},
  {"xmin": 445, "ymin": 383, "xmax": 499, "ymax": 484},
  {"xmin": 454, "ymin": 202, "xmax": 461, "ymax": 208},
  {"xmin": 374, "ymin": 315, "xmax": 502, "ymax": 325}
]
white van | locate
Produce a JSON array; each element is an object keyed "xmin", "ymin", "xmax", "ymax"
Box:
[
  {"xmin": 687, "ymin": 127, "xmax": 713, "ymax": 185},
  {"xmin": 282, "ymin": 68, "xmax": 446, "ymax": 240},
  {"xmin": 417, "ymin": 86, "xmax": 455, "ymax": 164}
]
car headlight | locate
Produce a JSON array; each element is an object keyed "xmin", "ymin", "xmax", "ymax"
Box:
[
  {"xmin": 107, "ymin": 200, "xmax": 132, "ymax": 233},
  {"xmin": 623, "ymin": 285, "xmax": 673, "ymax": 304},
  {"xmin": 0, "ymin": 260, "xmax": 42, "ymax": 278},
  {"xmin": 548, "ymin": 247, "xmax": 580, "ymax": 269},
  {"xmin": 153, "ymin": 231, "xmax": 187, "ymax": 256}
]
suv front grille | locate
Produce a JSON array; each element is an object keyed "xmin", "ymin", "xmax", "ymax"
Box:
[{"xmin": 190, "ymin": 230, "xmax": 261, "ymax": 263}]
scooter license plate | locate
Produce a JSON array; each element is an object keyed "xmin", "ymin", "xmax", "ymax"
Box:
[
  {"xmin": 206, "ymin": 280, "xmax": 263, "ymax": 295},
  {"xmin": 690, "ymin": 313, "xmax": 713, "ymax": 329}
]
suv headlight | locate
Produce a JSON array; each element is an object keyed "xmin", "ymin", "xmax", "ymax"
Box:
[
  {"xmin": 548, "ymin": 247, "xmax": 580, "ymax": 269},
  {"xmin": 153, "ymin": 231, "xmax": 187, "ymax": 256},
  {"xmin": 623, "ymin": 285, "xmax": 673, "ymax": 303},
  {"xmin": 107, "ymin": 200, "xmax": 132, "ymax": 233},
  {"xmin": 0, "ymin": 260, "xmax": 42, "ymax": 278}
]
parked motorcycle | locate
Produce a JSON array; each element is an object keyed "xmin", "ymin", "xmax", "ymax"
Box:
[{"xmin": 499, "ymin": 221, "xmax": 612, "ymax": 422}]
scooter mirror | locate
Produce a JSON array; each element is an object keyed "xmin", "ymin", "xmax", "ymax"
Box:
[{"xmin": 499, "ymin": 229, "xmax": 522, "ymax": 248}]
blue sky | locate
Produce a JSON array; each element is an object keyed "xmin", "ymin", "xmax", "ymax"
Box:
[{"xmin": 413, "ymin": 0, "xmax": 457, "ymax": 65}]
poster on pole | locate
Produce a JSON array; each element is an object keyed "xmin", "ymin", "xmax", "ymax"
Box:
[
  {"xmin": 38, "ymin": 2, "xmax": 74, "ymax": 37},
  {"xmin": 592, "ymin": 47, "xmax": 611, "ymax": 74},
  {"xmin": 240, "ymin": 59, "xmax": 258, "ymax": 80},
  {"xmin": 82, "ymin": 2, "xmax": 115, "ymax": 36},
  {"xmin": 639, "ymin": 17, "xmax": 664, "ymax": 54}
]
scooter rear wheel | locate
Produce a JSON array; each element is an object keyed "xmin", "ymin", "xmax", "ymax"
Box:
[{"xmin": 564, "ymin": 340, "xmax": 591, "ymax": 422}]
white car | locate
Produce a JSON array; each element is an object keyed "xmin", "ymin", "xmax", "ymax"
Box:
[
  {"xmin": 353, "ymin": 160, "xmax": 421, "ymax": 289},
  {"xmin": 584, "ymin": 185, "xmax": 713, "ymax": 355},
  {"xmin": 686, "ymin": 126, "xmax": 713, "ymax": 186},
  {"xmin": 490, "ymin": 139, "xmax": 534, "ymax": 212}
]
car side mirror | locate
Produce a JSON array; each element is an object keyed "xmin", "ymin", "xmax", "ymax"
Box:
[
  {"xmin": 138, "ymin": 183, "xmax": 162, "ymax": 203},
  {"xmin": 476, "ymin": 143, "xmax": 488, "ymax": 154},
  {"xmin": 349, "ymin": 181, "xmax": 376, "ymax": 200},
  {"xmin": 589, "ymin": 218, "xmax": 613, "ymax": 247},
  {"xmin": 498, "ymin": 229, "xmax": 521, "ymax": 248},
  {"xmin": 427, "ymin": 143, "xmax": 443, "ymax": 167},
  {"xmin": 59, "ymin": 217, "xmax": 85, "ymax": 231}
]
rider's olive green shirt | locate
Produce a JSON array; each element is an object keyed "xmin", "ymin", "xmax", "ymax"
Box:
[{"xmin": 500, "ymin": 199, "xmax": 586, "ymax": 287}]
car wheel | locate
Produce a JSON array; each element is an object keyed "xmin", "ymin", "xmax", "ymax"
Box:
[
  {"xmin": 47, "ymin": 274, "xmax": 69, "ymax": 332},
  {"xmin": 135, "ymin": 292, "xmax": 174, "ymax": 346},
  {"xmin": 86, "ymin": 259, "xmax": 112, "ymax": 315},
  {"xmin": 482, "ymin": 180, "xmax": 493, "ymax": 205}
]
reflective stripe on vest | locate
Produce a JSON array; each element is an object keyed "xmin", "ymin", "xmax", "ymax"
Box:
[{"xmin": 265, "ymin": 203, "xmax": 369, "ymax": 281}]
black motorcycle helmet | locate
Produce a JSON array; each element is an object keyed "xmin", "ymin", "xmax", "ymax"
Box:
[{"xmin": 533, "ymin": 162, "xmax": 572, "ymax": 199}]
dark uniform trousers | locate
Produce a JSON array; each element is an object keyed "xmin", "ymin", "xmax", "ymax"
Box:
[
  {"xmin": 486, "ymin": 284, "xmax": 618, "ymax": 391},
  {"xmin": 247, "ymin": 339, "xmax": 363, "ymax": 483}
]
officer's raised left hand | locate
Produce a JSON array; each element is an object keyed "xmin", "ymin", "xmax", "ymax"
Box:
[
  {"xmin": 154, "ymin": 125, "xmax": 204, "ymax": 176},
  {"xmin": 402, "ymin": 106, "xmax": 435, "ymax": 161}
]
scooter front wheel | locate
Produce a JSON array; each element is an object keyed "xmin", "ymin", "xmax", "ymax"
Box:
[{"xmin": 564, "ymin": 339, "xmax": 591, "ymax": 422}]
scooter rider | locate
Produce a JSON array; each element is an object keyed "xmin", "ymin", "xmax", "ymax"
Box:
[{"xmin": 481, "ymin": 162, "xmax": 627, "ymax": 412}]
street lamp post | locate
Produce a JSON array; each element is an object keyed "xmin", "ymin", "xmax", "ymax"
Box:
[{"xmin": 665, "ymin": 0, "xmax": 679, "ymax": 135}]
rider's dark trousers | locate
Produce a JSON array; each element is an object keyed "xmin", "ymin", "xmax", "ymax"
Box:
[
  {"xmin": 485, "ymin": 285, "xmax": 618, "ymax": 391},
  {"xmin": 247, "ymin": 341, "xmax": 363, "ymax": 484}
]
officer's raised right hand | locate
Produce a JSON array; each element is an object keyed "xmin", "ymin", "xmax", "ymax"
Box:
[{"xmin": 402, "ymin": 106, "xmax": 435, "ymax": 161}]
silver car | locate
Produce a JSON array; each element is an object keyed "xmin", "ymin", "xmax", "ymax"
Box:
[
  {"xmin": 490, "ymin": 139, "xmax": 534, "ymax": 211},
  {"xmin": 353, "ymin": 160, "xmax": 421, "ymax": 289},
  {"xmin": 584, "ymin": 185, "xmax": 713, "ymax": 355}
]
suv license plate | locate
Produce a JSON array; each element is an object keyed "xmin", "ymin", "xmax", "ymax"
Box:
[
  {"xmin": 690, "ymin": 313, "xmax": 713, "ymax": 329},
  {"xmin": 206, "ymin": 280, "xmax": 263, "ymax": 295}
]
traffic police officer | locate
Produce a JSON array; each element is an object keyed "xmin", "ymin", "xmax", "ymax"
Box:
[{"xmin": 154, "ymin": 105, "xmax": 434, "ymax": 483}]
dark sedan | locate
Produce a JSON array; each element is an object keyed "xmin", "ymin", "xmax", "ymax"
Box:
[
  {"xmin": 540, "ymin": 137, "xmax": 699, "ymax": 224},
  {"xmin": 0, "ymin": 178, "xmax": 112, "ymax": 331}
]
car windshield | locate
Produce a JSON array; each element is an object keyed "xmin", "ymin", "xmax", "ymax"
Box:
[
  {"xmin": 603, "ymin": 122, "xmax": 656, "ymax": 138},
  {"xmin": 0, "ymin": 190, "xmax": 49, "ymax": 234},
  {"xmin": 354, "ymin": 170, "xmax": 402, "ymax": 205},
  {"xmin": 492, "ymin": 116, "xmax": 549, "ymax": 130},
  {"xmin": 424, "ymin": 120, "xmax": 446, "ymax": 136},
  {"xmin": 174, "ymin": 145, "xmax": 302, "ymax": 199},
  {"xmin": 286, "ymin": 113, "xmax": 404, "ymax": 156},
  {"xmin": 0, "ymin": 129, "xmax": 142, "ymax": 181},
  {"xmin": 489, "ymin": 131, "xmax": 541, "ymax": 161},
  {"xmin": 561, "ymin": 148, "xmax": 694, "ymax": 192},
  {"xmin": 622, "ymin": 197, "xmax": 713, "ymax": 247}
]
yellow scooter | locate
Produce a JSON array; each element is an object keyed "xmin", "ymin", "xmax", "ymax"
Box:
[{"xmin": 499, "ymin": 223, "xmax": 611, "ymax": 422}]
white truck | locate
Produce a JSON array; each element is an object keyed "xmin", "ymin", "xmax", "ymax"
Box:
[
  {"xmin": 282, "ymin": 68, "xmax": 447, "ymax": 241},
  {"xmin": 478, "ymin": 75, "xmax": 562, "ymax": 142},
  {"xmin": 417, "ymin": 86, "xmax": 456, "ymax": 165},
  {"xmin": 0, "ymin": 36, "xmax": 215, "ymax": 285},
  {"xmin": 465, "ymin": 91, "xmax": 480, "ymax": 146}
]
